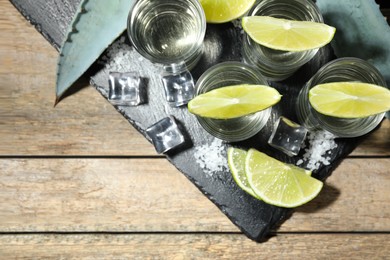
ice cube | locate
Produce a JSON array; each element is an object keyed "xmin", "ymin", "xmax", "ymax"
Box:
[
  {"xmin": 108, "ymin": 72, "xmax": 146, "ymax": 106},
  {"xmin": 146, "ymin": 116, "xmax": 187, "ymax": 154},
  {"xmin": 268, "ymin": 116, "xmax": 308, "ymax": 157},
  {"xmin": 161, "ymin": 62, "xmax": 195, "ymax": 107}
]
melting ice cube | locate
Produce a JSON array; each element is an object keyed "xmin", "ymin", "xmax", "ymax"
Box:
[
  {"xmin": 146, "ymin": 116, "xmax": 187, "ymax": 154},
  {"xmin": 161, "ymin": 62, "xmax": 195, "ymax": 107},
  {"xmin": 108, "ymin": 72, "xmax": 146, "ymax": 106},
  {"xmin": 268, "ymin": 116, "xmax": 308, "ymax": 157}
]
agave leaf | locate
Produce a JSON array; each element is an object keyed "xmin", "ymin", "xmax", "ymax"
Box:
[
  {"xmin": 316, "ymin": 0, "xmax": 390, "ymax": 86},
  {"xmin": 56, "ymin": 0, "xmax": 134, "ymax": 104}
]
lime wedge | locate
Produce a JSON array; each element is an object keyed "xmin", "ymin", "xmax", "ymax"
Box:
[
  {"xmin": 188, "ymin": 84, "xmax": 281, "ymax": 119},
  {"xmin": 227, "ymin": 147, "xmax": 258, "ymax": 198},
  {"xmin": 200, "ymin": 0, "xmax": 256, "ymax": 24},
  {"xmin": 245, "ymin": 148, "xmax": 322, "ymax": 208},
  {"xmin": 242, "ymin": 16, "xmax": 336, "ymax": 52},
  {"xmin": 309, "ymin": 82, "xmax": 390, "ymax": 118}
]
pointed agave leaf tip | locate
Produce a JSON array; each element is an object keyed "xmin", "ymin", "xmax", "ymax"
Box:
[
  {"xmin": 54, "ymin": 96, "xmax": 60, "ymax": 108},
  {"xmin": 55, "ymin": 0, "xmax": 135, "ymax": 102}
]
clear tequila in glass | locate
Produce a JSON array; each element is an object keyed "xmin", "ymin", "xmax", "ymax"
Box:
[
  {"xmin": 194, "ymin": 62, "xmax": 272, "ymax": 142},
  {"xmin": 242, "ymin": 0, "xmax": 324, "ymax": 81},
  {"xmin": 296, "ymin": 57, "xmax": 388, "ymax": 138},
  {"xmin": 127, "ymin": 0, "xmax": 206, "ymax": 70}
]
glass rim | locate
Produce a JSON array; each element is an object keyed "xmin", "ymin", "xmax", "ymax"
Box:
[
  {"xmin": 297, "ymin": 57, "xmax": 388, "ymax": 137},
  {"xmin": 307, "ymin": 57, "xmax": 388, "ymax": 88},
  {"xmin": 194, "ymin": 61, "xmax": 271, "ymax": 142},
  {"xmin": 195, "ymin": 61, "xmax": 269, "ymax": 94},
  {"xmin": 247, "ymin": 0, "xmax": 324, "ymax": 23},
  {"xmin": 127, "ymin": 0, "xmax": 206, "ymax": 65},
  {"xmin": 242, "ymin": 0, "xmax": 324, "ymax": 80}
]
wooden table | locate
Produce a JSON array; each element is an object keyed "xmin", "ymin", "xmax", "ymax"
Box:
[{"xmin": 1, "ymin": 0, "xmax": 389, "ymax": 258}]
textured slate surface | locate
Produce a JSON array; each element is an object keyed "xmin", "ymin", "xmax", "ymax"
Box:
[{"xmin": 10, "ymin": 0, "xmax": 360, "ymax": 241}]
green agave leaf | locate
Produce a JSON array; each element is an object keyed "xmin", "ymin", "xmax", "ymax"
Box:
[
  {"xmin": 56, "ymin": 0, "xmax": 134, "ymax": 104},
  {"xmin": 316, "ymin": 0, "xmax": 390, "ymax": 85}
]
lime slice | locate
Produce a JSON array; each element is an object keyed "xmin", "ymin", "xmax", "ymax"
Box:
[
  {"xmin": 242, "ymin": 16, "xmax": 336, "ymax": 52},
  {"xmin": 200, "ymin": 0, "xmax": 256, "ymax": 24},
  {"xmin": 245, "ymin": 148, "xmax": 322, "ymax": 208},
  {"xmin": 227, "ymin": 147, "xmax": 258, "ymax": 198},
  {"xmin": 309, "ymin": 82, "xmax": 390, "ymax": 118},
  {"xmin": 188, "ymin": 84, "xmax": 281, "ymax": 119}
]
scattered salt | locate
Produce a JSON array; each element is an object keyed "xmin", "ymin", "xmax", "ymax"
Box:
[
  {"xmin": 194, "ymin": 138, "xmax": 228, "ymax": 177},
  {"xmin": 100, "ymin": 34, "xmax": 339, "ymax": 175},
  {"xmin": 297, "ymin": 130, "xmax": 338, "ymax": 171}
]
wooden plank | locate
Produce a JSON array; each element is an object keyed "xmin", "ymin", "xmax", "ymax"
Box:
[
  {"xmin": 0, "ymin": 233, "xmax": 389, "ymax": 259},
  {"xmin": 0, "ymin": 158, "xmax": 388, "ymax": 233},
  {"xmin": 351, "ymin": 120, "xmax": 389, "ymax": 156},
  {"xmin": 0, "ymin": 158, "xmax": 235, "ymax": 232},
  {"xmin": 286, "ymin": 158, "xmax": 390, "ymax": 232},
  {"xmin": 0, "ymin": 0, "xmax": 155, "ymax": 156}
]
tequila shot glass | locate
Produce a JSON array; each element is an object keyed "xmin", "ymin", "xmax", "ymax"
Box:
[
  {"xmin": 195, "ymin": 62, "xmax": 272, "ymax": 142},
  {"xmin": 242, "ymin": 0, "xmax": 324, "ymax": 81},
  {"xmin": 296, "ymin": 57, "xmax": 388, "ymax": 138},
  {"xmin": 127, "ymin": 0, "xmax": 206, "ymax": 70}
]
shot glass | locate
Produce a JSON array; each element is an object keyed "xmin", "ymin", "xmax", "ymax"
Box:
[
  {"xmin": 194, "ymin": 62, "xmax": 272, "ymax": 142},
  {"xmin": 242, "ymin": 0, "xmax": 324, "ymax": 81},
  {"xmin": 127, "ymin": 0, "xmax": 206, "ymax": 70},
  {"xmin": 295, "ymin": 57, "xmax": 388, "ymax": 138}
]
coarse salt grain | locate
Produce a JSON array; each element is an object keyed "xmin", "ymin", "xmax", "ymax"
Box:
[
  {"xmin": 194, "ymin": 138, "xmax": 227, "ymax": 176},
  {"xmin": 296, "ymin": 130, "xmax": 338, "ymax": 171}
]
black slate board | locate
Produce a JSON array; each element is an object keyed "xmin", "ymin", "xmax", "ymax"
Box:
[{"xmin": 11, "ymin": 0, "xmax": 361, "ymax": 241}]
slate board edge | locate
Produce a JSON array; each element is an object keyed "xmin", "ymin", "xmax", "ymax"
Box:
[
  {"xmin": 10, "ymin": 0, "xmax": 62, "ymax": 51},
  {"xmin": 91, "ymin": 79, "xmax": 290, "ymax": 242}
]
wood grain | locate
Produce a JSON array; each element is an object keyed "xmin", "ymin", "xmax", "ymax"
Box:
[
  {"xmin": 1, "ymin": 0, "xmax": 389, "ymax": 257},
  {"xmin": 0, "ymin": 158, "xmax": 388, "ymax": 233},
  {"xmin": 352, "ymin": 120, "xmax": 390, "ymax": 156},
  {"xmin": 0, "ymin": 234, "xmax": 389, "ymax": 259},
  {"xmin": 0, "ymin": 0, "xmax": 155, "ymax": 156}
]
